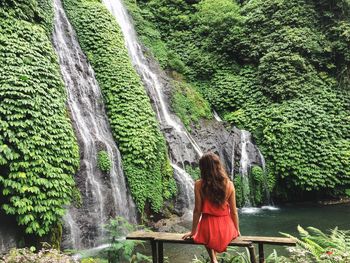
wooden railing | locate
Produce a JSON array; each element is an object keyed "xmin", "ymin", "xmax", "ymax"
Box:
[{"xmin": 127, "ymin": 231, "xmax": 296, "ymax": 263}]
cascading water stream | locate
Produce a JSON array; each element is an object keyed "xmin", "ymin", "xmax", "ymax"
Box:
[
  {"xmin": 102, "ymin": 0, "xmax": 203, "ymax": 212},
  {"xmin": 238, "ymin": 131, "xmax": 278, "ymax": 213},
  {"xmin": 257, "ymin": 149, "xmax": 273, "ymax": 206},
  {"xmin": 239, "ymin": 130, "xmax": 253, "ymax": 207},
  {"xmin": 52, "ymin": 0, "xmax": 136, "ymax": 249}
]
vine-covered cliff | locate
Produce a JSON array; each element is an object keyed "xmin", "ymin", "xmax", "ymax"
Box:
[
  {"xmin": 62, "ymin": 0, "xmax": 176, "ymax": 213},
  {"xmin": 0, "ymin": 0, "xmax": 79, "ymax": 236},
  {"xmin": 124, "ymin": 0, "xmax": 350, "ymax": 200}
]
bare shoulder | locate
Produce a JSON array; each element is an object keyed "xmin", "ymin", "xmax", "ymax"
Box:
[{"xmin": 228, "ymin": 180, "xmax": 235, "ymax": 193}]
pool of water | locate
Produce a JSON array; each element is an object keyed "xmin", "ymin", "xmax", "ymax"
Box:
[{"xmin": 163, "ymin": 203, "xmax": 350, "ymax": 263}]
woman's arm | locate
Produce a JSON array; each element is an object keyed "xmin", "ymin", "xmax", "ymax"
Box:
[
  {"xmin": 182, "ymin": 180, "xmax": 202, "ymax": 239},
  {"xmin": 228, "ymin": 182, "xmax": 240, "ymax": 236}
]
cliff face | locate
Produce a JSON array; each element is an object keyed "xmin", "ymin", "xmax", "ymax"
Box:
[{"xmin": 123, "ymin": 0, "xmax": 350, "ymax": 200}]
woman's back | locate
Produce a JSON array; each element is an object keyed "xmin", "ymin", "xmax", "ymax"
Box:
[
  {"xmin": 198, "ymin": 179, "xmax": 233, "ymax": 217},
  {"xmin": 182, "ymin": 152, "xmax": 240, "ymax": 262}
]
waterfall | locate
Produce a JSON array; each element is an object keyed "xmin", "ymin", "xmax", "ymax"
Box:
[
  {"xmin": 101, "ymin": 0, "xmax": 274, "ymax": 214},
  {"xmin": 231, "ymin": 140, "xmax": 235, "ymax": 180},
  {"xmin": 258, "ymin": 149, "xmax": 273, "ymax": 206},
  {"xmin": 239, "ymin": 130, "xmax": 253, "ymax": 206},
  {"xmin": 102, "ymin": 0, "xmax": 204, "ymax": 213},
  {"xmin": 52, "ymin": 0, "xmax": 136, "ymax": 249},
  {"xmin": 213, "ymin": 110, "xmax": 223, "ymax": 122}
]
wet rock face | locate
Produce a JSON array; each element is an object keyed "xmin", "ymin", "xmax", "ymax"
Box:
[
  {"xmin": 141, "ymin": 46, "xmax": 264, "ymax": 174},
  {"xmin": 139, "ymin": 44, "xmax": 266, "ymax": 213},
  {"xmin": 0, "ymin": 214, "xmax": 20, "ymax": 254},
  {"xmin": 192, "ymin": 121, "xmax": 264, "ymax": 177}
]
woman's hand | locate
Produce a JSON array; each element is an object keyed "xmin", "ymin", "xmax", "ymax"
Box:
[
  {"xmin": 182, "ymin": 231, "xmax": 195, "ymax": 240},
  {"xmin": 238, "ymin": 230, "xmax": 241, "ymax": 237}
]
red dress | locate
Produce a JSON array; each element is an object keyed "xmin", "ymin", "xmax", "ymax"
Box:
[{"xmin": 193, "ymin": 181, "xmax": 239, "ymax": 253}]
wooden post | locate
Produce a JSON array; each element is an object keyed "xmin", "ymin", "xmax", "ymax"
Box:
[
  {"xmin": 258, "ymin": 243, "xmax": 265, "ymax": 263},
  {"xmin": 151, "ymin": 240, "xmax": 158, "ymax": 263},
  {"xmin": 158, "ymin": 241, "xmax": 164, "ymax": 263},
  {"xmin": 248, "ymin": 244, "xmax": 257, "ymax": 263}
]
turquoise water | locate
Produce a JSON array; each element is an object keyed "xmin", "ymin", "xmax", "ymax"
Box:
[{"xmin": 163, "ymin": 203, "xmax": 350, "ymax": 262}]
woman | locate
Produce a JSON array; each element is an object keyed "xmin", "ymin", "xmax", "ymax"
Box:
[{"xmin": 182, "ymin": 152, "xmax": 240, "ymax": 263}]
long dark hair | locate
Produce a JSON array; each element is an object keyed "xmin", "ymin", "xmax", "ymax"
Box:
[{"xmin": 199, "ymin": 152, "xmax": 229, "ymax": 205}]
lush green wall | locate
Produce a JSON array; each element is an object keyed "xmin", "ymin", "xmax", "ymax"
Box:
[
  {"xmin": 0, "ymin": 0, "xmax": 79, "ymax": 236},
  {"xmin": 62, "ymin": 0, "xmax": 176, "ymax": 213},
  {"xmin": 125, "ymin": 0, "xmax": 350, "ymax": 200}
]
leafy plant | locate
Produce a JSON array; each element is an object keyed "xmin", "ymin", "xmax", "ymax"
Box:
[
  {"xmin": 98, "ymin": 217, "xmax": 151, "ymax": 263},
  {"xmin": 0, "ymin": 2, "xmax": 79, "ymax": 236},
  {"xmin": 97, "ymin": 151, "xmax": 111, "ymax": 173},
  {"xmin": 185, "ymin": 165, "xmax": 201, "ymax": 181},
  {"xmin": 280, "ymin": 226, "xmax": 350, "ymax": 262},
  {"xmin": 0, "ymin": 245, "xmax": 75, "ymax": 263},
  {"xmin": 170, "ymin": 79, "xmax": 211, "ymax": 130}
]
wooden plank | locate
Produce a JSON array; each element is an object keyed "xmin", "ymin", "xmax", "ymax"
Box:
[
  {"xmin": 258, "ymin": 243, "xmax": 264, "ymax": 263},
  {"xmin": 126, "ymin": 231, "xmax": 296, "ymax": 246},
  {"xmin": 241, "ymin": 236, "xmax": 296, "ymax": 246},
  {"xmin": 126, "ymin": 231, "xmax": 157, "ymax": 240},
  {"xmin": 248, "ymin": 244, "xmax": 257, "ymax": 263},
  {"xmin": 150, "ymin": 240, "xmax": 158, "ymax": 263},
  {"xmin": 158, "ymin": 242, "xmax": 164, "ymax": 263},
  {"xmin": 153, "ymin": 233, "xmax": 252, "ymax": 246}
]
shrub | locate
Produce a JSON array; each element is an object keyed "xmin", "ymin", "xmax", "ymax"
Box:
[
  {"xmin": 281, "ymin": 226, "xmax": 350, "ymax": 262},
  {"xmin": 97, "ymin": 217, "xmax": 151, "ymax": 263},
  {"xmin": 97, "ymin": 151, "xmax": 111, "ymax": 173},
  {"xmin": 170, "ymin": 80, "xmax": 211, "ymax": 130},
  {"xmin": 1, "ymin": 246, "xmax": 75, "ymax": 263}
]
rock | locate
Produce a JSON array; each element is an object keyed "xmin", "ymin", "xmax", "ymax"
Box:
[
  {"xmin": 0, "ymin": 214, "xmax": 20, "ymax": 254},
  {"xmin": 152, "ymin": 215, "xmax": 189, "ymax": 233}
]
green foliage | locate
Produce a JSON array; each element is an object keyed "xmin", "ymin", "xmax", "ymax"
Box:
[
  {"xmin": 193, "ymin": 226, "xmax": 350, "ymax": 262},
  {"xmin": 170, "ymin": 79, "xmax": 211, "ymax": 129},
  {"xmin": 0, "ymin": 3, "xmax": 79, "ymax": 236},
  {"xmin": 97, "ymin": 217, "xmax": 151, "ymax": 263},
  {"xmin": 62, "ymin": 0, "xmax": 176, "ymax": 212},
  {"xmin": 192, "ymin": 246, "xmax": 252, "ymax": 263},
  {"xmin": 184, "ymin": 165, "xmax": 200, "ymax": 181},
  {"xmin": 0, "ymin": 0, "xmax": 54, "ymax": 35},
  {"xmin": 0, "ymin": 245, "xmax": 75, "ymax": 263},
  {"xmin": 97, "ymin": 151, "xmax": 111, "ymax": 173},
  {"xmin": 250, "ymin": 166, "xmax": 264, "ymax": 205},
  {"xmin": 280, "ymin": 226, "xmax": 350, "ymax": 262},
  {"xmin": 233, "ymin": 176, "xmax": 243, "ymax": 207},
  {"xmin": 124, "ymin": 0, "xmax": 350, "ymax": 200},
  {"xmin": 193, "ymin": 0, "xmax": 242, "ymax": 55}
]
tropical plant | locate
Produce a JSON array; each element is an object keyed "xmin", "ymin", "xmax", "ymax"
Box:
[
  {"xmin": 97, "ymin": 217, "xmax": 151, "ymax": 263},
  {"xmin": 281, "ymin": 226, "xmax": 350, "ymax": 262}
]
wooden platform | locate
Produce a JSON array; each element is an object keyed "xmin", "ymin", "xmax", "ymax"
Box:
[{"xmin": 127, "ymin": 231, "xmax": 296, "ymax": 263}]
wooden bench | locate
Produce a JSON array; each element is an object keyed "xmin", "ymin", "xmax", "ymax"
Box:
[
  {"xmin": 241, "ymin": 236, "xmax": 296, "ymax": 263},
  {"xmin": 127, "ymin": 231, "xmax": 296, "ymax": 263}
]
